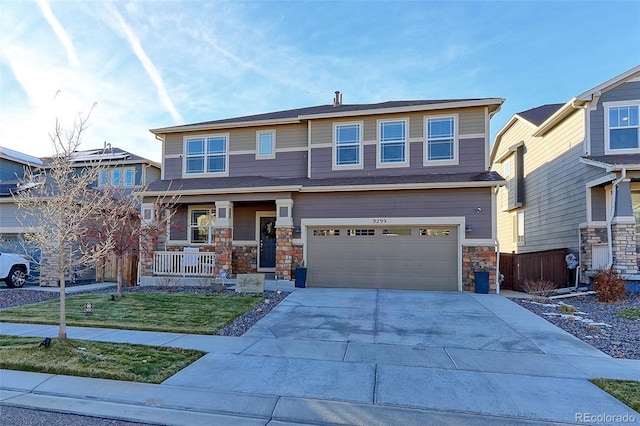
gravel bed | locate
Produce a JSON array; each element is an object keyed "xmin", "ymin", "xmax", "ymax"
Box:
[
  {"xmin": 0, "ymin": 285, "xmax": 289, "ymax": 337},
  {"xmin": 513, "ymin": 293, "xmax": 640, "ymax": 360}
]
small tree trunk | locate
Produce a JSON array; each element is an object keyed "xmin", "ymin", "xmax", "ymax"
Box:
[
  {"xmin": 117, "ymin": 255, "xmax": 123, "ymax": 297},
  {"xmin": 58, "ymin": 271, "xmax": 67, "ymax": 339}
]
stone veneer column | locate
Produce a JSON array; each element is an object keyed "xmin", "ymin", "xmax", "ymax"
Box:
[
  {"xmin": 276, "ymin": 227, "xmax": 293, "ymax": 280},
  {"xmin": 214, "ymin": 201, "xmax": 233, "ymax": 276},
  {"xmin": 275, "ymin": 199, "xmax": 294, "ymax": 280},
  {"xmin": 579, "ymin": 224, "xmax": 607, "ymax": 282},
  {"xmin": 611, "ymin": 217, "xmax": 638, "ymax": 275},
  {"xmin": 462, "ymin": 246, "xmax": 497, "ymax": 293}
]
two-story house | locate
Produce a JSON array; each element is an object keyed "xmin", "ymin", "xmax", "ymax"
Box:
[
  {"xmin": 490, "ymin": 65, "xmax": 640, "ymax": 289},
  {"xmin": 142, "ymin": 94, "xmax": 505, "ymax": 292}
]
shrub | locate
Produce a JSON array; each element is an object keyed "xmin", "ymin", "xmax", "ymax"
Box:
[
  {"xmin": 593, "ymin": 269, "xmax": 626, "ymax": 303},
  {"xmin": 521, "ymin": 279, "xmax": 556, "ymax": 302},
  {"xmin": 559, "ymin": 304, "xmax": 578, "ymax": 313}
]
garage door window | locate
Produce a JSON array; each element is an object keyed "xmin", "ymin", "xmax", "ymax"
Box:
[
  {"xmin": 347, "ymin": 229, "xmax": 375, "ymax": 236},
  {"xmin": 382, "ymin": 228, "xmax": 412, "ymax": 236},
  {"xmin": 419, "ymin": 228, "xmax": 452, "ymax": 236},
  {"xmin": 313, "ymin": 229, "xmax": 341, "ymax": 236}
]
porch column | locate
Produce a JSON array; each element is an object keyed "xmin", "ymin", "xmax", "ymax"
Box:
[
  {"xmin": 611, "ymin": 180, "xmax": 637, "ymax": 275},
  {"xmin": 214, "ymin": 201, "xmax": 233, "ymax": 276},
  {"xmin": 275, "ymin": 199, "xmax": 294, "ymax": 280}
]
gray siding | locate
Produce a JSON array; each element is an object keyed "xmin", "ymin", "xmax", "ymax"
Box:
[
  {"xmin": 229, "ymin": 151, "xmax": 307, "ymax": 178},
  {"xmin": 145, "ymin": 166, "xmax": 161, "ymax": 185},
  {"xmin": 519, "ymin": 110, "xmax": 602, "ymax": 253},
  {"xmin": 589, "ymin": 81, "xmax": 640, "ymax": 156},
  {"xmin": 233, "ymin": 202, "xmax": 275, "ymax": 240},
  {"xmin": 163, "ymin": 157, "xmax": 182, "ymax": 180},
  {"xmin": 0, "ymin": 203, "xmax": 32, "ymax": 230},
  {"xmin": 164, "ymin": 134, "xmax": 183, "ymax": 156},
  {"xmin": 0, "ymin": 159, "xmax": 28, "ymax": 181},
  {"xmin": 311, "ymin": 138, "xmax": 486, "ymax": 178},
  {"xmin": 293, "ymin": 188, "xmax": 493, "ymax": 239}
]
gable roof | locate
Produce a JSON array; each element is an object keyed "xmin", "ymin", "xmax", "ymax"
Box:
[
  {"xmin": 517, "ymin": 104, "xmax": 564, "ymax": 126},
  {"xmin": 150, "ymin": 98, "xmax": 505, "ymax": 135},
  {"xmin": 40, "ymin": 146, "xmax": 160, "ymax": 169}
]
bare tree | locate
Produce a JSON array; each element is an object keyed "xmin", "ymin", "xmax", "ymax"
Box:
[
  {"xmin": 86, "ymin": 187, "xmax": 178, "ymax": 298},
  {"xmin": 13, "ymin": 111, "xmax": 116, "ymax": 339}
]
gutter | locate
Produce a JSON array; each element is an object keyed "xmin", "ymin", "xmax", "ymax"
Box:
[{"xmin": 606, "ymin": 168, "xmax": 627, "ymax": 269}]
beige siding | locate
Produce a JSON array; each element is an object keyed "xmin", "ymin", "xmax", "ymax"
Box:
[
  {"xmin": 459, "ymin": 108, "xmax": 485, "ymax": 135},
  {"xmin": 310, "ymin": 119, "xmax": 333, "ymax": 146},
  {"xmin": 164, "ymin": 134, "xmax": 183, "ymax": 156}
]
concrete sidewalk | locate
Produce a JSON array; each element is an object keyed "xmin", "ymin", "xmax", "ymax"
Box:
[{"xmin": 1, "ymin": 289, "xmax": 639, "ymax": 425}]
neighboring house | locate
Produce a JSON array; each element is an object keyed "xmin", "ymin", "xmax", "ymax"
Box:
[
  {"xmin": 0, "ymin": 144, "xmax": 161, "ymax": 286},
  {"xmin": 141, "ymin": 94, "xmax": 506, "ymax": 292},
  {"xmin": 0, "ymin": 146, "xmax": 43, "ymax": 251},
  {"xmin": 490, "ymin": 65, "xmax": 640, "ymax": 289}
]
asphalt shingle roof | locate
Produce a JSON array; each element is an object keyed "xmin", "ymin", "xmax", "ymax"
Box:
[
  {"xmin": 517, "ymin": 103, "xmax": 565, "ymax": 126},
  {"xmin": 146, "ymin": 172, "xmax": 504, "ymax": 193}
]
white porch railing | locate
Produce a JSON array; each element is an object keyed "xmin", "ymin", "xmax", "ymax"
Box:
[
  {"xmin": 591, "ymin": 244, "xmax": 610, "ymax": 270},
  {"xmin": 153, "ymin": 251, "xmax": 216, "ymax": 276}
]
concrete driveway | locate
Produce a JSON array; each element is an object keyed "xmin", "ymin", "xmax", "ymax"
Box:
[{"xmin": 2, "ymin": 288, "xmax": 639, "ymax": 425}]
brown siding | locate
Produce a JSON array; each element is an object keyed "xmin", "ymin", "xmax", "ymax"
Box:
[
  {"xmin": 163, "ymin": 157, "xmax": 182, "ymax": 180},
  {"xmin": 311, "ymin": 138, "xmax": 486, "ymax": 178},
  {"xmin": 293, "ymin": 188, "xmax": 493, "ymax": 239},
  {"xmin": 233, "ymin": 202, "xmax": 276, "ymax": 240},
  {"xmin": 229, "ymin": 151, "xmax": 307, "ymax": 178},
  {"xmin": 164, "ymin": 134, "xmax": 183, "ymax": 156}
]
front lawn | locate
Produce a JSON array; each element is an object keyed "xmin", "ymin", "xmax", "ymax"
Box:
[
  {"xmin": 0, "ymin": 335, "xmax": 204, "ymax": 383},
  {"xmin": 0, "ymin": 293, "xmax": 264, "ymax": 334},
  {"xmin": 591, "ymin": 378, "xmax": 640, "ymax": 412}
]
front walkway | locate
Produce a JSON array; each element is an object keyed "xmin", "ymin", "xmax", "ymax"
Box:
[{"xmin": 1, "ymin": 289, "xmax": 639, "ymax": 425}]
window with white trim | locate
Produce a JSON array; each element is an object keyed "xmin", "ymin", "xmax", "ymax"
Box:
[
  {"xmin": 334, "ymin": 122, "xmax": 362, "ymax": 167},
  {"xmin": 98, "ymin": 167, "xmax": 135, "ymax": 187},
  {"xmin": 378, "ymin": 119, "xmax": 407, "ymax": 165},
  {"xmin": 256, "ymin": 130, "xmax": 275, "ymax": 159},
  {"xmin": 189, "ymin": 207, "xmax": 216, "ymax": 244},
  {"xmin": 607, "ymin": 103, "xmax": 639, "ymax": 152},
  {"xmin": 513, "ymin": 211, "xmax": 525, "ymax": 244},
  {"xmin": 185, "ymin": 135, "xmax": 228, "ymax": 174},
  {"xmin": 425, "ymin": 116, "xmax": 457, "ymax": 163}
]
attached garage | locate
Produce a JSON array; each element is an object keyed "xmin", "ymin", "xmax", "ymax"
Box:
[{"xmin": 305, "ymin": 225, "xmax": 459, "ymax": 291}]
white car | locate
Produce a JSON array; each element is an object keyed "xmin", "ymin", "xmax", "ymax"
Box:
[{"xmin": 0, "ymin": 252, "xmax": 30, "ymax": 288}]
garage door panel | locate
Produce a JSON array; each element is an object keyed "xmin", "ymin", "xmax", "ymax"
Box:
[{"xmin": 307, "ymin": 226, "xmax": 458, "ymax": 291}]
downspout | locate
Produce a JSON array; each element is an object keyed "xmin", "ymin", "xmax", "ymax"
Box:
[{"xmin": 606, "ymin": 168, "xmax": 627, "ymax": 269}]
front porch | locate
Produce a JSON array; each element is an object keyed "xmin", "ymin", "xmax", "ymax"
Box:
[{"xmin": 139, "ymin": 197, "xmax": 304, "ymax": 283}]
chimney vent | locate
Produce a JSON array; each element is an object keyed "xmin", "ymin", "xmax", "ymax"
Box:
[{"xmin": 333, "ymin": 91, "xmax": 342, "ymax": 106}]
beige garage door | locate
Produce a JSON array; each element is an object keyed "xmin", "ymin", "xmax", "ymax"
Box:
[{"xmin": 306, "ymin": 225, "xmax": 458, "ymax": 291}]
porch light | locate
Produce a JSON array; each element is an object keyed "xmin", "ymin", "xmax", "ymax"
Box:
[{"xmin": 465, "ymin": 224, "xmax": 472, "ymax": 232}]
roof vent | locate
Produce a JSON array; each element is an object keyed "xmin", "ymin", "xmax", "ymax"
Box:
[{"xmin": 333, "ymin": 91, "xmax": 342, "ymax": 106}]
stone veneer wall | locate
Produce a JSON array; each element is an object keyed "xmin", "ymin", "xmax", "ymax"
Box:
[
  {"xmin": 611, "ymin": 222, "xmax": 638, "ymax": 275},
  {"xmin": 232, "ymin": 245, "xmax": 257, "ymax": 274},
  {"xmin": 275, "ymin": 227, "xmax": 293, "ymax": 280},
  {"xmin": 462, "ymin": 246, "xmax": 497, "ymax": 293},
  {"xmin": 214, "ymin": 228, "xmax": 233, "ymax": 276}
]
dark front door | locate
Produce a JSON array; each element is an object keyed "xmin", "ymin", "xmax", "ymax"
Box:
[{"xmin": 259, "ymin": 217, "xmax": 276, "ymax": 269}]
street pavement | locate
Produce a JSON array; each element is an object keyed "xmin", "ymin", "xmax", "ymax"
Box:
[{"xmin": 1, "ymin": 287, "xmax": 639, "ymax": 425}]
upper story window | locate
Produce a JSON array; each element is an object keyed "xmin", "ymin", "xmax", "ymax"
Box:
[
  {"xmin": 425, "ymin": 116, "xmax": 457, "ymax": 165},
  {"xmin": 605, "ymin": 102, "xmax": 640, "ymax": 154},
  {"xmin": 185, "ymin": 135, "xmax": 228, "ymax": 175},
  {"xmin": 333, "ymin": 122, "xmax": 362, "ymax": 168},
  {"xmin": 378, "ymin": 119, "xmax": 408, "ymax": 167},
  {"xmin": 98, "ymin": 167, "xmax": 135, "ymax": 187},
  {"xmin": 256, "ymin": 130, "xmax": 275, "ymax": 159},
  {"xmin": 189, "ymin": 207, "xmax": 216, "ymax": 244}
]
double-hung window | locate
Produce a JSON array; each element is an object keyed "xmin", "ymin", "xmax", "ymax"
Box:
[
  {"xmin": 97, "ymin": 167, "xmax": 135, "ymax": 187},
  {"xmin": 606, "ymin": 102, "xmax": 640, "ymax": 153},
  {"xmin": 189, "ymin": 207, "xmax": 216, "ymax": 244},
  {"xmin": 185, "ymin": 135, "xmax": 228, "ymax": 175},
  {"xmin": 334, "ymin": 122, "xmax": 362, "ymax": 168},
  {"xmin": 425, "ymin": 115, "xmax": 457, "ymax": 164},
  {"xmin": 378, "ymin": 119, "xmax": 408, "ymax": 166},
  {"xmin": 256, "ymin": 130, "xmax": 275, "ymax": 159}
]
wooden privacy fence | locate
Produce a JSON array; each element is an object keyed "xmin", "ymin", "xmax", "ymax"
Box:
[
  {"xmin": 499, "ymin": 248, "xmax": 570, "ymax": 291},
  {"xmin": 96, "ymin": 253, "xmax": 138, "ymax": 286}
]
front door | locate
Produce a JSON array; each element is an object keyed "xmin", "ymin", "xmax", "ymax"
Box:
[{"xmin": 259, "ymin": 216, "xmax": 276, "ymax": 269}]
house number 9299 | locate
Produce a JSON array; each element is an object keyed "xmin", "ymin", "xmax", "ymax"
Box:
[{"xmin": 372, "ymin": 218, "xmax": 387, "ymax": 224}]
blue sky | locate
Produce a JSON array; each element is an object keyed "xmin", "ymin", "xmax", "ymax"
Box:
[{"xmin": 1, "ymin": 0, "xmax": 639, "ymax": 163}]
